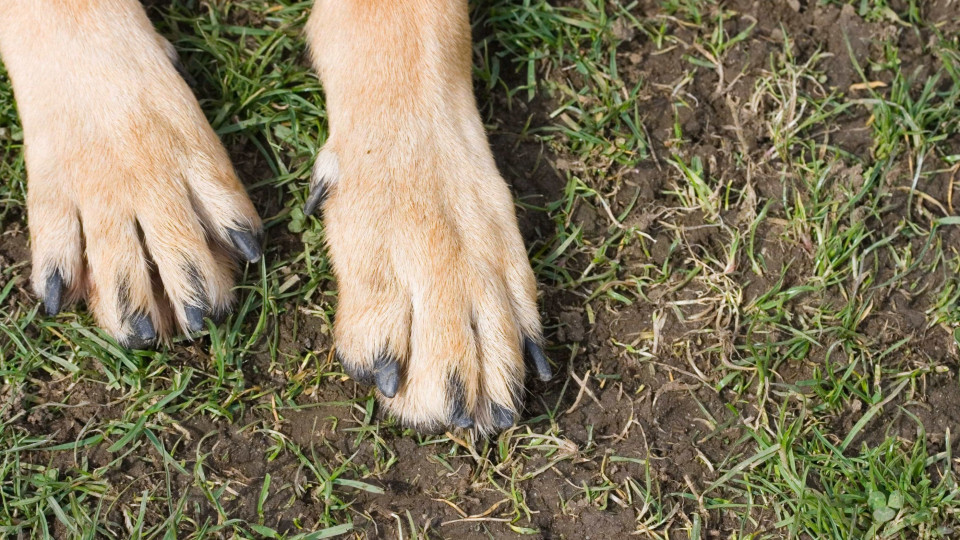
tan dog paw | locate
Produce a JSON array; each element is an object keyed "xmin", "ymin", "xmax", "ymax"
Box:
[
  {"xmin": 306, "ymin": 142, "xmax": 552, "ymax": 434},
  {"xmin": 304, "ymin": 0, "xmax": 553, "ymax": 434},
  {"xmin": 0, "ymin": 0, "xmax": 261, "ymax": 346}
]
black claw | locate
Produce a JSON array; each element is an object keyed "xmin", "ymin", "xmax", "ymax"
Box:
[
  {"xmin": 339, "ymin": 352, "xmax": 373, "ymax": 385},
  {"xmin": 228, "ymin": 228, "xmax": 262, "ymax": 264},
  {"xmin": 43, "ymin": 270, "xmax": 64, "ymax": 317},
  {"xmin": 373, "ymin": 355, "xmax": 400, "ymax": 398},
  {"xmin": 491, "ymin": 403, "xmax": 516, "ymax": 431},
  {"xmin": 172, "ymin": 58, "xmax": 198, "ymax": 88},
  {"xmin": 184, "ymin": 305, "xmax": 206, "ymax": 333},
  {"xmin": 524, "ymin": 337, "xmax": 553, "ymax": 382},
  {"xmin": 449, "ymin": 379, "xmax": 474, "ymax": 429},
  {"xmin": 451, "ymin": 407, "xmax": 475, "ymax": 429},
  {"xmin": 303, "ymin": 182, "xmax": 328, "ymax": 217},
  {"xmin": 124, "ymin": 313, "xmax": 157, "ymax": 349}
]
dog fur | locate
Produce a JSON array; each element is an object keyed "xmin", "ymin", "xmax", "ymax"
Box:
[{"xmin": 0, "ymin": 0, "xmax": 548, "ymax": 433}]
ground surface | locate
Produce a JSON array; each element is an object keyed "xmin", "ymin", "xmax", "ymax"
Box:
[{"xmin": 1, "ymin": 0, "xmax": 960, "ymax": 538}]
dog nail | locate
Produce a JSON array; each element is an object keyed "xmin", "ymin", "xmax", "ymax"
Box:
[
  {"xmin": 124, "ymin": 313, "xmax": 156, "ymax": 349},
  {"xmin": 228, "ymin": 228, "xmax": 262, "ymax": 263},
  {"xmin": 43, "ymin": 270, "xmax": 63, "ymax": 316},
  {"xmin": 524, "ymin": 337, "xmax": 553, "ymax": 381},
  {"xmin": 185, "ymin": 305, "xmax": 206, "ymax": 333},
  {"xmin": 451, "ymin": 408, "xmax": 474, "ymax": 429},
  {"xmin": 304, "ymin": 182, "xmax": 328, "ymax": 217},
  {"xmin": 339, "ymin": 352, "xmax": 373, "ymax": 385},
  {"xmin": 374, "ymin": 355, "xmax": 400, "ymax": 398},
  {"xmin": 491, "ymin": 403, "xmax": 516, "ymax": 430},
  {"xmin": 173, "ymin": 58, "xmax": 197, "ymax": 88},
  {"xmin": 450, "ymin": 382, "xmax": 474, "ymax": 429}
]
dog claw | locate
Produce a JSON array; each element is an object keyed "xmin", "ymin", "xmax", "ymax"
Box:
[
  {"xmin": 491, "ymin": 403, "xmax": 516, "ymax": 431},
  {"xmin": 374, "ymin": 355, "xmax": 400, "ymax": 398},
  {"xmin": 451, "ymin": 408, "xmax": 474, "ymax": 429},
  {"xmin": 228, "ymin": 228, "xmax": 262, "ymax": 263},
  {"xmin": 524, "ymin": 337, "xmax": 553, "ymax": 381},
  {"xmin": 304, "ymin": 182, "xmax": 328, "ymax": 217},
  {"xmin": 184, "ymin": 305, "xmax": 206, "ymax": 333},
  {"xmin": 172, "ymin": 58, "xmax": 197, "ymax": 88},
  {"xmin": 124, "ymin": 313, "xmax": 156, "ymax": 349},
  {"xmin": 339, "ymin": 352, "xmax": 372, "ymax": 384},
  {"xmin": 43, "ymin": 270, "xmax": 63, "ymax": 317},
  {"xmin": 450, "ymin": 383, "xmax": 474, "ymax": 429}
]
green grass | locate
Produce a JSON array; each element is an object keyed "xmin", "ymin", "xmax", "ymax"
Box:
[{"xmin": 1, "ymin": 0, "xmax": 960, "ymax": 538}]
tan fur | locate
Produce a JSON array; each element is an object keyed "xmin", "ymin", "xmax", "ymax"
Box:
[
  {"xmin": 1, "ymin": 0, "xmax": 543, "ymax": 433},
  {"xmin": 0, "ymin": 0, "xmax": 260, "ymax": 341},
  {"xmin": 307, "ymin": 0, "xmax": 542, "ymax": 433}
]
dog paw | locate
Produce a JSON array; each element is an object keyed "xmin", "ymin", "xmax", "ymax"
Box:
[
  {"xmin": 306, "ymin": 143, "xmax": 552, "ymax": 434},
  {"xmin": 0, "ymin": 2, "xmax": 261, "ymax": 346}
]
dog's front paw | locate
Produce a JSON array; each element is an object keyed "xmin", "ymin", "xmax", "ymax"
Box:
[
  {"xmin": 307, "ymin": 143, "xmax": 552, "ymax": 434},
  {"xmin": 0, "ymin": 2, "xmax": 261, "ymax": 345}
]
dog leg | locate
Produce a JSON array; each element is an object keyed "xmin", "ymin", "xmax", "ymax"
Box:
[
  {"xmin": 304, "ymin": 0, "xmax": 552, "ymax": 433},
  {"xmin": 0, "ymin": 0, "xmax": 262, "ymax": 345}
]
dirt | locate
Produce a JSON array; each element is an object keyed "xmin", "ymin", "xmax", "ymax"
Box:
[{"xmin": 1, "ymin": 0, "xmax": 959, "ymax": 538}]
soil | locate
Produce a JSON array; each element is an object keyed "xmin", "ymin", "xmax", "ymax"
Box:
[{"xmin": 1, "ymin": 0, "xmax": 959, "ymax": 538}]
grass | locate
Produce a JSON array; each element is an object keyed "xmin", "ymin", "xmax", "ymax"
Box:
[{"xmin": 1, "ymin": 0, "xmax": 960, "ymax": 538}]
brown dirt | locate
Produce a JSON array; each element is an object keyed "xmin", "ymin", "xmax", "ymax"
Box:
[{"xmin": 2, "ymin": 1, "xmax": 959, "ymax": 538}]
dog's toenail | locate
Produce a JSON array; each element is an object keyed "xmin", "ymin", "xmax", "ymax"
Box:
[
  {"xmin": 43, "ymin": 270, "xmax": 64, "ymax": 316},
  {"xmin": 124, "ymin": 313, "xmax": 156, "ymax": 349},
  {"xmin": 373, "ymin": 355, "xmax": 400, "ymax": 398},
  {"xmin": 523, "ymin": 337, "xmax": 553, "ymax": 382},
  {"xmin": 339, "ymin": 352, "xmax": 373, "ymax": 385},
  {"xmin": 491, "ymin": 403, "xmax": 516, "ymax": 430},
  {"xmin": 184, "ymin": 305, "xmax": 206, "ymax": 333},
  {"xmin": 172, "ymin": 58, "xmax": 197, "ymax": 88},
  {"xmin": 451, "ymin": 408, "xmax": 474, "ymax": 429},
  {"xmin": 228, "ymin": 228, "xmax": 262, "ymax": 263},
  {"xmin": 133, "ymin": 314, "xmax": 156, "ymax": 340},
  {"xmin": 304, "ymin": 182, "xmax": 328, "ymax": 217},
  {"xmin": 449, "ymin": 381, "xmax": 474, "ymax": 429}
]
